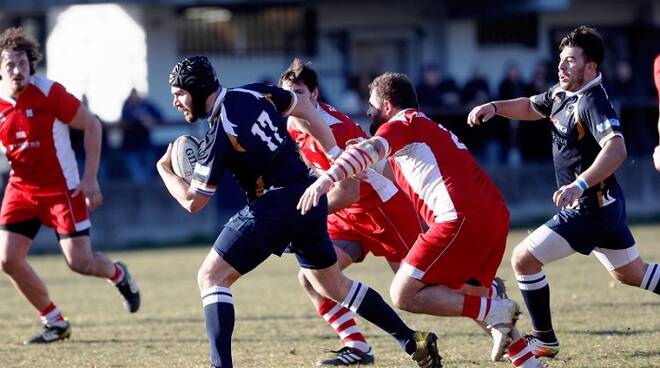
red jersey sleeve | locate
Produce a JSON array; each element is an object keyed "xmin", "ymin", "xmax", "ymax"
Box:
[
  {"xmin": 49, "ymin": 82, "xmax": 81, "ymax": 124},
  {"xmin": 654, "ymin": 54, "xmax": 660, "ymax": 102},
  {"xmin": 375, "ymin": 120, "xmax": 409, "ymax": 155}
]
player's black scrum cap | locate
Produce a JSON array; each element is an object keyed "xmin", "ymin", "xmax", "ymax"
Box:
[{"xmin": 169, "ymin": 56, "xmax": 220, "ymax": 120}]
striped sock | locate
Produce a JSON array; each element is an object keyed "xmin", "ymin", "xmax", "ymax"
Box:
[
  {"xmin": 508, "ymin": 337, "xmax": 542, "ymax": 367},
  {"xmin": 461, "ymin": 295, "xmax": 492, "ymax": 321},
  {"xmin": 340, "ymin": 281, "xmax": 415, "ymax": 354},
  {"xmin": 517, "ymin": 271, "xmax": 556, "ymax": 341},
  {"xmin": 38, "ymin": 303, "xmax": 65, "ymax": 326},
  {"xmin": 201, "ymin": 286, "xmax": 235, "ymax": 368},
  {"xmin": 318, "ymin": 298, "xmax": 370, "ymax": 353},
  {"xmin": 640, "ymin": 263, "xmax": 660, "ymax": 294}
]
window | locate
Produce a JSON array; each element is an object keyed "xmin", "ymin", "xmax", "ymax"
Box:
[{"xmin": 177, "ymin": 5, "xmax": 316, "ymax": 56}]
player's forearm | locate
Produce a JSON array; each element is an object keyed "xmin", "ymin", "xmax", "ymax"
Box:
[
  {"xmin": 82, "ymin": 118, "xmax": 102, "ymax": 179},
  {"xmin": 578, "ymin": 136, "xmax": 626, "ymax": 188},
  {"xmin": 325, "ymin": 138, "xmax": 385, "ymax": 183},
  {"xmin": 157, "ymin": 165, "xmax": 197, "ymax": 212},
  {"xmin": 492, "ymin": 97, "xmax": 544, "ymax": 121}
]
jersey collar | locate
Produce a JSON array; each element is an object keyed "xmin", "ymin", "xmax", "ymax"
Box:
[
  {"xmin": 207, "ymin": 87, "xmax": 227, "ymax": 125},
  {"xmin": 552, "ymin": 72, "xmax": 602, "ymax": 99},
  {"xmin": 388, "ymin": 108, "xmax": 416, "ymax": 123},
  {"xmin": 316, "ymin": 102, "xmax": 342, "ymax": 126}
]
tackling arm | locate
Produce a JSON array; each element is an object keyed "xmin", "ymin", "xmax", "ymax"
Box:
[{"xmin": 297, "ymin": 137, "xmax": 387, "ymax": 214}]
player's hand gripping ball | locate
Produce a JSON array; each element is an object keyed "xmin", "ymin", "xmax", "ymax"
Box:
[{"xmin": 171, "ymin": 135, "xmax": 201, "ymax": 183}]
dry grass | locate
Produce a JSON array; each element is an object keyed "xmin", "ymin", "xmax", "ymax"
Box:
[{"xmin": 1, "ymin": 225, "xmax": 659, "ymax": 367}]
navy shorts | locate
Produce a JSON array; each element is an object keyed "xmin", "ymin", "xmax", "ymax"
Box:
[
  {"xmin": 213, "ymin": 183, "xmax": 337, "ymax": 275},
  {"xmin": 545, "ymin": 194, "xmax": 635, "ymax": 255}
]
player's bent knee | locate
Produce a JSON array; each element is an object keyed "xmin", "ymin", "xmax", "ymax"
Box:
[
  {"xmin": 389, "ymin": 282, "xmax": 414, "ymax": 312},
  {"xmin": 0, "ymin": 257, "xmax": 22, "ymax": 275},
  {"xmin": 510, "ymin": 244, "xmax": 530, "ymax": 272},
  {"xmin": 511, "ymin": 242, "xmax": 543, "ymax": 274}
]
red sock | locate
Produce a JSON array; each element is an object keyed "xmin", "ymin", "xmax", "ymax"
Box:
[
  {"xmin": 508, "ymin": 337, "xmax": 540, "ymax": 367},
  {"xmin": 38, "ymin": 303, "xmax": 64, "ymax": 325},
  {"xmin": 461, "ymin": 295, "xmax": 491, "ymax": 321},
  {"xmin": 109, "ymin": 263, "xmax": 124, "ymax": 284},
  {"xmin": 318, "ymin": 298, "xmax": 370, "ymax": 353}
]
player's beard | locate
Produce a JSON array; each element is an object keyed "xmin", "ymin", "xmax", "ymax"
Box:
[
  {"xmin": 186, "ymin": 98, "xmax": 209, "ymax": 123},
  {"xmin": 369, "ymin": 106, "xmax": 388, "ymax": 135},
  {"xmin": 560, "ymin": 67, "xmax": 586, "ymax": 92}
]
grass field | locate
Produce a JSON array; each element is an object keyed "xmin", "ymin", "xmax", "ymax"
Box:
[{"xmin": 1, "ymin": 225, "xmax": 659, "ymax": 368}]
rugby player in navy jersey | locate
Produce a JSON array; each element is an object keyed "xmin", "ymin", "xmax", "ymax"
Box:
[
  {"xmin": 156, "ymin": 56, "xmax": 442, "ymax": 368},
  {"xmin": 468, "ymin": 26, "xmax": 660, "ymax": 359}
]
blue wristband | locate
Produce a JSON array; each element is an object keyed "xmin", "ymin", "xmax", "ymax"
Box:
[{"xmin": 575, "ymin": 177, "xmax": 589, "ymax": 191}]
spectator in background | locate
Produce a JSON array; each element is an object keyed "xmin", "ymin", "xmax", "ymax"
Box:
[
  {"xmin": 462, "ymin": 67, "xmax": 491, "ymax": 109},
  {"xmin": 518, "ymin": 61, "xmax": 553, "ymax": 162},
  {"xmin": 653, "ymin": 53, "xmax": 660, "ymax": 171},
  {"xmin": 416, "ymin": 63, "xmax": 461, "ymax": 115},
  {"xmin": 120, "ymin": 88, "xmax": 161, "ymax": 184}
]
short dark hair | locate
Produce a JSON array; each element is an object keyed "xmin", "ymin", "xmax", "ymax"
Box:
[
  {"xmin": 559, "ymin": 26, "xmax": 604, "ymax": 68},
  {"xmin": 278, "ymin": 58, "xmax": 319, "ymax": 92},
  {"xmin": 368, "ymin": 72, "xmax": 418, "ymax": 109},
  {"xmin": 0, "ymin": 27, "xmax": 42, "ymax": 75}
]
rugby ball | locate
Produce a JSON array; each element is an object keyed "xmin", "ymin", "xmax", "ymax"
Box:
[{"xmin": 171, "ymin": 135, "xmax": 201, "ymax": 183}]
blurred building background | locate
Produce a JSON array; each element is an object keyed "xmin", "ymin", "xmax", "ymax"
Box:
[{"xmin": 0, "ymin": 0, "xmax": 659, "ymax": 250}]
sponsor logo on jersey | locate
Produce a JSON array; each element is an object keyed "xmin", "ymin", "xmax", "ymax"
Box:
[
  {"xmin": 16, "ymin": 131, "xmax": 26, "ymax": 139},
  {"xmin": 596, "ymin": 118, "xmax": 620, "ymax": 133},
  {"xmin": 550, "ymin": 117, "xmax": 568, "ymax": 134},
  {"xmin": 25, "ymin": 109, "xmax": 33, "ymax": 118}
]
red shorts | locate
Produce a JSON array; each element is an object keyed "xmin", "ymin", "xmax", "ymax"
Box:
[
  {"xmin": 327, "ymin": 191, "xmax": 423, "ymax": 262},
  {"xmin": 401, "ymin": 204, "xmax": 510, "ymax": 289},
  {"xmin": 0, "ymin": 183, "xmax": 91, "ymax": 235}
]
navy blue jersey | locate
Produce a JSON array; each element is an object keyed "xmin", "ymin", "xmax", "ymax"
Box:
[
  {"xmin": 190, "ymin": 83, "xmax": 311, "ymax": 200},
  {"xmin": 530, "ymin": 74, "xmax": 624, "ymax": 208}
]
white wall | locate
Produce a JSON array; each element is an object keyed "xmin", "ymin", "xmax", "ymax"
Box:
[{"xmin": 46, "ymin": 4, "xmax": 148, "ymax": 122}]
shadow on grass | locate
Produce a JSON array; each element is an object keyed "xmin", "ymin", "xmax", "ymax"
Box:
[{"xmin": 570, "ymin": 328, "xmax": 656, "ymax": 336}]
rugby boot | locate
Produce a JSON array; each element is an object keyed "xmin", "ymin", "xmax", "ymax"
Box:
[
  {"xmin": 114, "ymin": 261, "xmax": 140, "ymax": 313},
  {"xmin": 485, "ymin": 298, "xmax": 521, "ymax": 361},
  {"xmin": 316, "ymin": 346, "xmax": 375, "ymax": 366},
  {"xmin": 24, "ymin": 320, "xmax": 71, "ymax": 344},
  {"xmin": 410, "ymin": 331, "xmax": 442, "ymax": 368},
  {"xmin": 525, "ymin": 334, "xmax": 560, "ymax": 358}
]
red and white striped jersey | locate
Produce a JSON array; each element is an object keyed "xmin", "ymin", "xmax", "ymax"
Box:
[
  {"xmin": 375, "ymin": 109, "xmax": 505, "ymax": 224},
  {"xmin": 0, "ymin": 76, "xmax": 81, "ymax": 193},
  {"xmin": 288, "ymin": 102, "xmax": 398, "ymax": 211}
]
